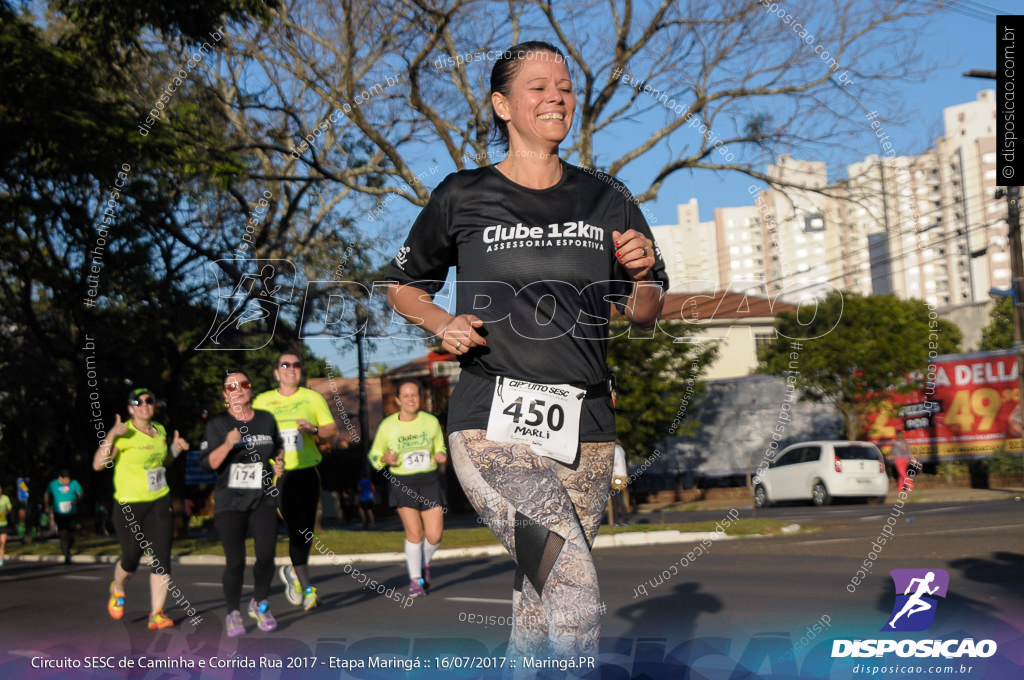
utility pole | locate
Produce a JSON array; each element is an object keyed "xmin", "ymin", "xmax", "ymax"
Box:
[
  {"xmin": 966, "ymin": 67, "xmax": 1024, "ymax": 447},
  {"xmin": 356, "ymin": 319, "xmax": 370, "ymax": 466},
  {"xmin": 1006, "ymin": 186, "xmax": 1024, "ymax": 443}
]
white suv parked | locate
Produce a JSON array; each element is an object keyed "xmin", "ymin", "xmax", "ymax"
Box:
[{"xmin": 753, "ymin": 441, "xmax": 888, "ymax": 508}]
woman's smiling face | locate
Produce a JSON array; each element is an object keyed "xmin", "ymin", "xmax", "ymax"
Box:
[{"xmin": 492, "ymin": 50, "xmax": 575, "ymax": 152}]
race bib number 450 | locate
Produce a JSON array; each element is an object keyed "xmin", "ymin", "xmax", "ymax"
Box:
[{"xmin": 486, "ymin": 378, "xmax": 585, "ymax": 464}]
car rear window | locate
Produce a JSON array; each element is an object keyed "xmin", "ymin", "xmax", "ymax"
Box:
[{"xmin": 834, "ymin": 445, "xmax": 881, "ymax": 461}]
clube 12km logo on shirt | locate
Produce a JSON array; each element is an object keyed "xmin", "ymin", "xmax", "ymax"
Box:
[{"xmin": 832, "ymin": 569, "xmax": 997, "ymax": 659}]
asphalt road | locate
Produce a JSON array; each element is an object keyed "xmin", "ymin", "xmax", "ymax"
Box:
[{"xmin": 1, "ymin": 499, "xmax": 1021, "ymax": 679}]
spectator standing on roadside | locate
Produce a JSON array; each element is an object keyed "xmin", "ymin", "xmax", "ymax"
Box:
[
  {"xmin": 610, "ymin": 442, "xmax": 630, "ymax": 526},
  {"xmin": 891, "ymin": 430, "xmax": 913, "ymax": 492},
  {"xmin": 357, "ymin": 476, "xmax": 376, "ymax": 530}
]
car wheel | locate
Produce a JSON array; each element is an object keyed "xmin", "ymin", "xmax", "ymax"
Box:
[
  {"xmin": 811, "ymin": 481, "xmax": 831, "ymax": 506},
  {"xmin": 753, "ymin": 485, "xmax": 769, "ymax": 509}
]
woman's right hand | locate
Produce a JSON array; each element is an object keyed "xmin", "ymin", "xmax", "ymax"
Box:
[
  {"xmin": 225, "ymin": 428, "xmax": 242, "ymax": 447},
  {"xmin": 441, "ymin": 314, "xmax": 486, "ymax": 355},
  {"xmin": 110, "ymin": 414, "xmax": 129, "ymax": 438}
]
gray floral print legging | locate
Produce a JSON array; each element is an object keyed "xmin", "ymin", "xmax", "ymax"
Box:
[{"xmin": 449, "ymin": 430, "xmax": 614, "ymax": 659}]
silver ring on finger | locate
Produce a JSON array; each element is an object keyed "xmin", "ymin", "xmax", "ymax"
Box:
[
  {"xmin": 642, "ymin": 247, "xmax": 647, "ymax": 257},
  {"xmin": 456, "ymin": 341, "xmax": 462, "ymax": 350}
]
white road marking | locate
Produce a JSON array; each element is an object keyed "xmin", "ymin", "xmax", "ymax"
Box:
[
  {"xmin": 444, "ymin": 597, "xmax": 512, "ymax": 605},
  {"xmin": 859, "ymin": 505, "xmax": 971, "ymax": 520},
  {"xmin": 796, "ymin": 523, "xmax": 1024, "ymax": 544}
]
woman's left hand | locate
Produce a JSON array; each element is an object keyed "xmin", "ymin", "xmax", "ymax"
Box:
[
  {"xmin": 171, "ymin": 430, "xmax": 189, "ymax": 453},
  {"xmin": 613, "ymin": 230, "xmax": 655, "ymax": 281}
]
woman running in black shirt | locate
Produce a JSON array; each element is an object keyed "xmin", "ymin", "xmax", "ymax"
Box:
[
  {"xmin": 201, "ymin": 371, "xmax": 284, "ymax": 637},
  {"xmin": 386, "ymin": 41, "xmax": 667, "ymax": 660}
]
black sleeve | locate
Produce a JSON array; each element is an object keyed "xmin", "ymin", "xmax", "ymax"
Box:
[
  {"xmin": 199, "ymin": 416, "xmax": 228, "ymax": 472},
  {"xmin": 268, "ymin": 412, "xmax": 283, "ymax": 458},
  {"xmin": 384, "ymin": 175, "xmax": 457, "ymax": 294},
  {"xmin": 604, "ymin": 187, "xmax": 669, "ymax": 312},
  {"xmin": 617, "ymin": 189, "xmax": 670, "ymax": 290}
]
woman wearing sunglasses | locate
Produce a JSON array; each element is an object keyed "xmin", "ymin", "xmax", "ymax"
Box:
[
  {"xmin": 92, "ymin": 387, "xmax": 189, "ymax": 629},
  {"xmin": 252, "ymin": 352, "xmax": 335, "ymax": 612},
  {"xmin": 200, "ymin": 371, "xmax": 285, "ymax": 637}
]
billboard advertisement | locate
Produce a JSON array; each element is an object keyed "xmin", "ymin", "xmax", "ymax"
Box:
[{"xmin": 866, "ymin": 350, "xmax": 1021, "ymax": 458}]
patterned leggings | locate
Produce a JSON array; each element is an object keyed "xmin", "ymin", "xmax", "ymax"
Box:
[{"xmin": 449, "ymin": 430, "xmax": 613, "ymax": 659}]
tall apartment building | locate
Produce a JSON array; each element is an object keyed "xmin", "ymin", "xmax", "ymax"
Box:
[
  {"xmin": 838, "ymin": 150, "xmax": 948, "ymax": 302},
  {"xmin": 654, "ymin": 91, "xmax": 1006, "ymax": 312},
  {"xmin": 650, "ymin": 198, "xmax": 718, "ymax": 292},
  {"xmin": 939, "ymin": 90, "xmax": 1007, "ymax": 305},
  {"xmin": 836, "ymin": 90, "xmax": 1004, "ymax": 308},
  {"xmin": 713, "ymin": 204, "xmax": 764, "ymax": 294},
  {"xmin": 759, "ymin": 155, "xmax": 841, "ymax": 301}
]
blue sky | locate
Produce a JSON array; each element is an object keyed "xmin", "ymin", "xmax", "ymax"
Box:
[
  {"xmin": 318, "ymin": 1, "xmax": 1013, "ymax": 376},
  {"xmin": 644, "ymin": 1, "xmax": 1009, "ymax": 224}
]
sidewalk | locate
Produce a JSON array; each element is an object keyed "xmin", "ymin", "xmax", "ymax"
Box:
[
  {"xmin": 636, "ymin": 483, "xmax": 1024, "ymax": 513},
  {"xmin": 9, "ymin": 485, "xmax": 1019, "ymax": 568},
  {"xmin": 11, "ymin": 528, "xmax": 742, "ymax": 567}
]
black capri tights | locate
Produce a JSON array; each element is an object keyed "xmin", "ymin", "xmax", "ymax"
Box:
[
  {"xmin": 113, "ymin": 495, "xmax": 173, "ymax": 574},
  {"xmin": 279, "ymin": 466, "xmax": 320, "ymax": 566},
  {"xmin": 216, "ymin": 504, "xmax": 279, "ymax": 612}
]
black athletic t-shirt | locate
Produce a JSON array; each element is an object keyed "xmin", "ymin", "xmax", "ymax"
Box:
[
  {"xmin": 385, "ymin": 163, "xmax": 669, "ymax": 440},
  {"xmin": 200, "ymin": 410, "xmax": 282, "ymax": 513}
]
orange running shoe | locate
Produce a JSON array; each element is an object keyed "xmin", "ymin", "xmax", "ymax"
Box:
[
  {"xmin": 147, "ymin": 609, "xmax": 174, "ymax": 630},
  {"xmin": 107, "ymin": 582, "xmax": 125, "ymax": 620}
]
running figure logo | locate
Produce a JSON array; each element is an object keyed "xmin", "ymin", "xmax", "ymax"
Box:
[
  {"xmin": 196, "ymin": 259, "xmax": 295, "ymax": 350},
  {"xmin": 882, "ymin": 568, "xmax": 949, "ymax": 632}
]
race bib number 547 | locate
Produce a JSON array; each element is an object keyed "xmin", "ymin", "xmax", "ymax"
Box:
[{"xmin": 486, "ymin": 378, "xmax": 585, "ymax": 464}]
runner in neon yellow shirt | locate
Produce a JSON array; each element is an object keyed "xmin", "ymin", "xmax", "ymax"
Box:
[
  {"xmin": 368, "ymin": 380, "xmax": 447, "ymax": 598},
  {"xmin": 92, "ymin": 387, "xmax": 189, "ymax": 630},
  {"xmin": 252, "ymin": 352, "xmax": 336, "ymax": 611},
  {"xmin": 0, "ymin": 485, "xmax": 11, "ymax": 566}
]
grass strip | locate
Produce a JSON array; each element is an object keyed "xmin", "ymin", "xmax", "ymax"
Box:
[{"xmin": 7, "ymin": 519, "xmax": 800, "ymax": 558}]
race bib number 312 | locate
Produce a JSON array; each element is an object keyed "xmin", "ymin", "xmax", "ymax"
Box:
[
  {"xmin": 281, "ymin": 429, "xmax": 301, "ymax": 452},
  {"xmin": 486, "ymin": 378, "xmax": 585, "ymax": 464}
]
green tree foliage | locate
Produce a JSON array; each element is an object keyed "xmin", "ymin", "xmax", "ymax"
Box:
[
  {"xmin": 53, "ymin": 0, "xmax": 277, "ymax": 55},
  {"xmin": 0, "ymin": 1, "xmax": 310, "ymax": 487},
  {"xmin": 979, "ymin": 296, "xmax": 1014, "ymax": 351},
  {"xmin": 761, "ymin": 292, "xmax": 962, "ymax": 439},
  {"xmin": 606, "ymin": 322, "xmax": 719, "ymax": 462}
]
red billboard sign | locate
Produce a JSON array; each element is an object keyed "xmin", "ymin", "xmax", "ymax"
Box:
[{"xmin": 866, "ymin": 350, "xmax": 1021, "ymax": 458}]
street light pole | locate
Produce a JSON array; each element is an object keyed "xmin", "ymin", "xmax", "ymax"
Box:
[
  {"xmin": 1006, "ymin": 186, "xmax": 1024, "ymax": 448},
  {"xmin": 964, "ymin": 68, "xmax": 1024, "ymax": 450}
]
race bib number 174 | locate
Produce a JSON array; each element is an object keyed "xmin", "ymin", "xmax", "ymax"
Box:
[{"xmin": 486, "ymin": 378, "xmax": 585, "ymax": 464}]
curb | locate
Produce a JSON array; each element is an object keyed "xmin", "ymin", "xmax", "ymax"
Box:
[{"xmin": 6, "ymin": 529, "xmax": 752, "ymax": 567}]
